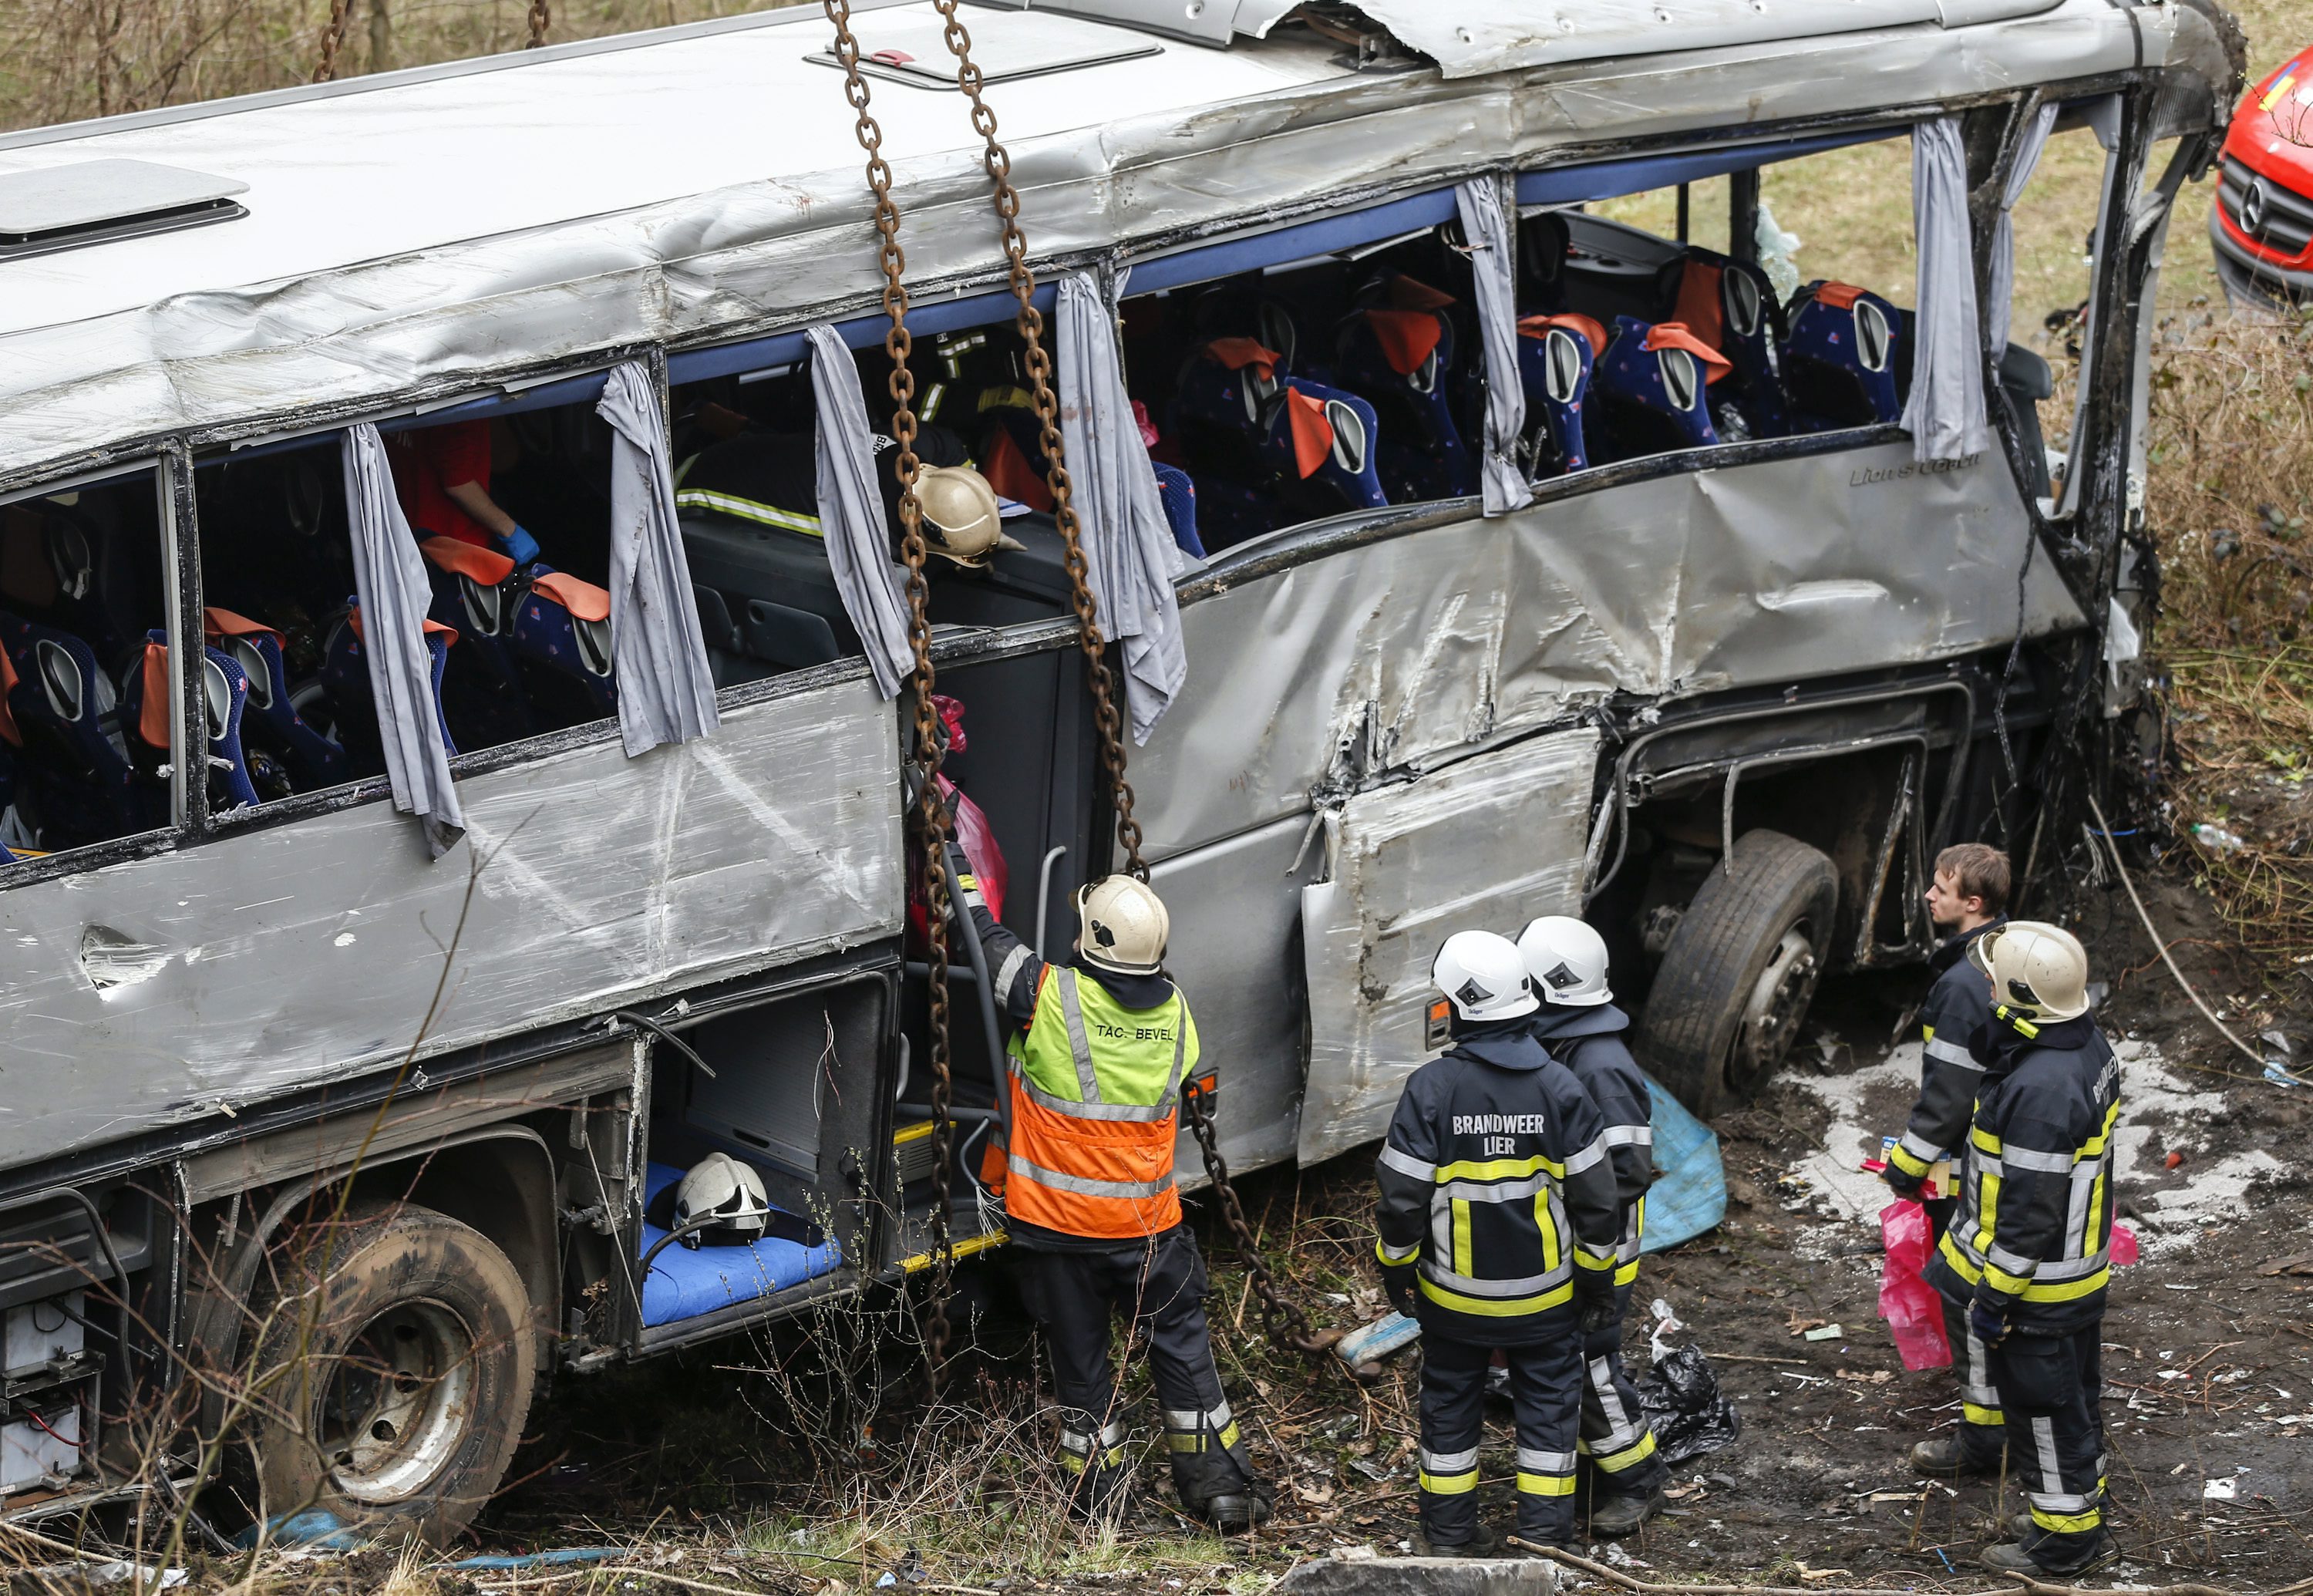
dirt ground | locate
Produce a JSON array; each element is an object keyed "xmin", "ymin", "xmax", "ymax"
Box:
[{"xmin": 456, "ymin": 859, "xmax": 2310, "ymax": 1596}]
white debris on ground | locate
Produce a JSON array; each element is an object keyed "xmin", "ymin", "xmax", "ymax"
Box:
[{"xmin": 1779, "ymin": 1035, "xmax": 2280, "ymax": 1251}]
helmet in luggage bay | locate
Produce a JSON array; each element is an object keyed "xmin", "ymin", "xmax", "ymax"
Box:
[
  {"xmin": 1968, "ymin": 919, "xmax": 2090, "ymax": 1022},
  {"xmin": 1431, "ymin": 930, "xmax": 1538, "ymax": 1022},
  {"xmin": 674, "ymin": 1152, "xmax": 772, "ymax": 1249},
  {"xmin": 915, "ymin": 464, "xmax": 1025, "ymax": 568},
  {"xmin": 1076, "ymin": 874, "xmax": 1169, "ymax": 976},
  {"xmin": 1515, "ymin": 914, "xmax": 1612, "ymax": 1008}
]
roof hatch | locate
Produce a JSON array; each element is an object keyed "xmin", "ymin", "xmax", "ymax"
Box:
[
  {"xmin": 0, "ymin": 158, "xmax": 248, "ymax": 262},
  {"xmin": 809, "ymin": 10, "xmax": 1161, "ymax": 88}
]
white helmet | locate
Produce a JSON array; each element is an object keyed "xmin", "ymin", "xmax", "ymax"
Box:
[
  {"xmin": 674, "ymin": 1152, "xmax": 772, "ymax": 1249},
  {"xmin": 1077, "ymin": 875, "xmax": 1170, "ymax": 975},
  {"xmin": 1968, "ymin": 919, "xmax": 2090, "ymax": 1022},
  {"xmin": 1516, "ymin": 914, "xmax": 1612, "ymax": 1007},
  {"xmin": 1432, "ymin": 930, "xmax": 1539, "ymax": 1023},
  {"xmin": 917, "ymin": 466, "xmax": 1025, "ymax": 568}
]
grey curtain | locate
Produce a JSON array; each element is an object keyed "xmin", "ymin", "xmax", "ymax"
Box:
[
  {"xmin": 1988, "ymin": 100, "xmax": 2061, "ymax": 355},
  {"xmin": 1056, "ymin": 271, "xmax": 1189, "ymax": 743},
  {"xmin": 809, "ymin": 323, "xmax": 917, "ymax": 699},
  {"xmin": 342, "ymin": 422, "xmax": 464, "ymax": 857},
  {"xmin": 1901, "ymin": 116, "xmax": 1990, "ymax": 463},
  {"xmin": 597, "ymin": 362, "xmax": 720, "ymax": 757},
  {"xmin": 1456, "ymin": 177, "xmax": 1532, "ymax": 516}
]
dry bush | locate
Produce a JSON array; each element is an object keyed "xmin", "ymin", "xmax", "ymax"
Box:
[
  {"xmin": 0, "ymin": 0, "xmax": 796, "ymax": 130},
  {"xmin": 2137, "ymin": 305, "xmax": 2313, "ymax": 985}
]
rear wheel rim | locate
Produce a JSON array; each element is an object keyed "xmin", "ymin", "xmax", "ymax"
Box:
[
  {"xmin": 1726, "ymin": 924, "xmax": 1820, "ymax": 1097},
  {"xmin": 315, "ymin": 1298, "xmax": 477, "ymax": 1503}
]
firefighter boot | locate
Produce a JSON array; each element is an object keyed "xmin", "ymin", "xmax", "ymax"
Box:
[
  {"xmin": 1909, "ymin": 1434, "xmax": 2002, "ymax": 1479},
  {"xmin": 1587, "ymin": 1484, "xmax": 1668, "ymax": 1538},
  {"xmin": 1413, "ymin": 1525, "xmax": 1503, "ymax": 1558},
  {"xmin": 1981, "ymin": 1539, "xmax": 2116, "ymax": 1578}
]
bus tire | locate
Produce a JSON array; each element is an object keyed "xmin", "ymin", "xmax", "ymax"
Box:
[
  {"xmin": 244, "ymin": 1202, "xmax": 537, "ymax": 1545},
  {"xmin": 1638, "ymin": 828, "xmax": 1839, "ymax": 1120}
]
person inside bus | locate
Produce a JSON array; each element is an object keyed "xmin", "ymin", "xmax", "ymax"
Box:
[
  {"xmin": 384, "ymin": 420, "xmax": 542, "ymax": 566},
  {"xmin": 675, "ymin": 407, "xmax": 1013, "ymax": 552}
]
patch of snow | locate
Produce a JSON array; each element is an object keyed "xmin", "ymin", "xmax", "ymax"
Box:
[{"xmin": 1783, "ymin": 1044, "xmax": 1921, "ymax": 1222}]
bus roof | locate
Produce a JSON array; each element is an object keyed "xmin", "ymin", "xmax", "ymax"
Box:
[{"xmin": 0, "ymin": 0, "xmax": 2234, "ymax": 483}]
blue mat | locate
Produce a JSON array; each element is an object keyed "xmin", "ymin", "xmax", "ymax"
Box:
[
  {"xmin": 638, "ymin": 1162, "xmax": 842, "ymax": 1327},
  {"xmin": 1640, "ymin": 1074, "xmax": 1727, "ymax": 1254}
]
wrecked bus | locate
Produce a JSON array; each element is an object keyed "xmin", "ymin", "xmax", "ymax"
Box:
[{"xmin": 0, "ymin": 0, "xmax": 2239, "ymax": 1542}]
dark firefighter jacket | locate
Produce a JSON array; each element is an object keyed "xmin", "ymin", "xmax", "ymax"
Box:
[
  {"xmin": 1924, "ymin": 1005, "xmax": 2122, "ymax": 1334},
  {"xmin": 1374, "ymin": 1020, "xmax": 1622, "ymax": 1346},
  {"xmin": 1528, "ymin": 1002, "xmax": 1652, "ymax": 1288},
  {"xmin": 1888, "ymin": 916, "xmax": 2005, "ymax": 1186}
]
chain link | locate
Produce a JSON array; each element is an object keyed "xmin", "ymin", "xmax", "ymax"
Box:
[
  {"xmin": 1181, "ymin": 1086, "xmax": 1338, "ymax": 1355},
  {"xmin": 823, "ymin": 0, "xmax": 959, "ymax": 1395},
  {"xmin": 927, "ymin": 0, "xmax": 1147, "ymax": 881},
  {"xmin": 311, "ymin": 0, "xmax": 354, "ymax": 81},
  {"xmin": 526, "ymin": 0, "xmax": 550, "ymax": 49}
]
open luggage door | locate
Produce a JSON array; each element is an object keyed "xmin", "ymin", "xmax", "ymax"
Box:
[{"xmin": 1296, "ymin": 726, "xmax": 1600, "ymax": 1165}]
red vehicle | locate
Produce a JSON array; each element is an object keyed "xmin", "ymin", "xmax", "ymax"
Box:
[{"xmin": 2212, "ymin": 48, "xmax": 2313, "ymax": 308}]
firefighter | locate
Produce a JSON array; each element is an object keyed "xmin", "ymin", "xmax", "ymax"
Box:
[
  {"xmin": 954, "ymin": 865, "xmax": 1272, "ymax": 1532},
  {"xmin": 1374, "ymin": 931, "xmax": 1623, "ymax": 1555},
  {"xmin": 1885, "ymin": 841, "xmax": 2011, "ymax": 1476},
  {"xmin": 1918, "ymin": 921, "xmax": 2121, "ymax": 1577},
  {"xmin": 1515, "ymin": 915, "xmax": 1666, "ymax": 1537}
]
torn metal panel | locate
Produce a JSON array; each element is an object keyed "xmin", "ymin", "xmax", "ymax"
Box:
[
  {"xmin": 1338, "ymin": 0, "xmax": 2059, "ymax": 79},
  {"xmin": 1129, "ymin": 438, "xmax": 2082, "ymax": 860},
  {"xmin": 1298, "ymin": 726, "xmax": 1600, "ymax": 1166},
  {"xmin": 1148, "ymin": 813, "xmax": 1311, "ymax": 1178},
  {"xmin": 0, "ymin": 0, "xmax": 2212, "ymax": 483},
  {"xmin": 0, "ymin": 678, "xmax": 900, "ymax": 1178}
]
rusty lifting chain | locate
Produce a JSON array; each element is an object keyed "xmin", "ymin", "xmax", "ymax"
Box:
[
  {"xmin": 311, "ymin": 0, "xmax": 354, "ymax": 81},
  {"xmin": 821, "ymin": 0, "xmax": 961, "ymax": 1394},
  {"xmin": 526, "ymin": 0, "xmax": 550, "ymax": 49},
  {"xmin": 823, "ymin": 0, "xmax": 1335, "ymax": 1375}
]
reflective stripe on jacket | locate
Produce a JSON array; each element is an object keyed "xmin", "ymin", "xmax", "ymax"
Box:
[
  {"xmin": 1373, "ymin": 1026, "xmax": 1623, "ymax": 1344},
  {"xmin": 1924, "ymin": 1005, "xmax": 2122, "ymax": 1331},
  {"xmin": 994, "ymin": 964, "xmax": 1200, "ymax": 1240},
  {"xmin": 1530, "ymin": 1004, "xmax": 1654, "ymax": 1286}
]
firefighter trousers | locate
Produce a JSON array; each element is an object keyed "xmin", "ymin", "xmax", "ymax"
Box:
[
  {"xmin": 1941, "ymin": 1295, "xmax": 2007, "ymax": 1465},
  {"xmin": 1419, "ymin": 1334, "xmax": 1582, "ymax": 1547},
  {"xmin": 1577, "ymin": 1297, "xmax": 1665, "ymax": 1502},
  {"xmin": 1988, "ymin": 1324, "xmax": 2109, "ymax": 1571},
  {"xmin": 1012, "ymin": 1227, "xmax": 1255, "ymax": 1510}
]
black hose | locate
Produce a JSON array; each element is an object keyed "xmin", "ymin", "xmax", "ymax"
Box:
[
  {"xmin": 941, "ymin": 846, "xmax": 1012, "ymax": 1151},
  {"xmin": 597, "ymin": 1008, "xmax": 715, "ymax": 1078}
]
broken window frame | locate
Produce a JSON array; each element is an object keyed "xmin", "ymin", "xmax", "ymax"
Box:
[{"xmin": 0, "ymin": 451, "xmax": 190, "ymax": 890}]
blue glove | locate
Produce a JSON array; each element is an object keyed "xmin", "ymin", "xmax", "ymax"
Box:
[
  {"xmin": 500, "ymin": 524, "xmax": 540, "ymax": 566},
  {"xmin": 1968, "ymin": 1295, "xmax": 2010, "ymax": 1349}
]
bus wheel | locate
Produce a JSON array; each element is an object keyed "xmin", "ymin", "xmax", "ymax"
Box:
[
  {"xmin": 1638, "ymin": 828, "xmax": 1838, "ymax": 1120},
  {"xmin": 245, "ymin": 1204, "xmax": 537, "ymax": 1545}
]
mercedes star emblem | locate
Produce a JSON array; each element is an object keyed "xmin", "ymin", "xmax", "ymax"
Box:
[{"xmin": 2241, "ymin": 177, "xmax": 2268, "ymax": 235}]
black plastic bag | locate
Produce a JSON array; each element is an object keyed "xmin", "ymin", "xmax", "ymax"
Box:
[{"xmin": 1635, "ymin": 1345, "xmax": 1742, "ymax": 1466}]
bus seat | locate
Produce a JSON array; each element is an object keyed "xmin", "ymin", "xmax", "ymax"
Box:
[
  {"xmin": 1335, "ymin": 288, "xmax": 1476, "ymax": 503},
  {"xmin": 0, "ymin": 609, "xmax": 150, "ymax": 846},
  {"xmin": 203, "ymin": 608, "xmax": 347, "ymax": 793},
  {"xmin": 418, "ymin": 537, "xmax": 537, "ymax": 749},
  {"xmin": 322, "ymin": 603, "xmax": 460, "ymax": 776},
  {"xmin": 1591, "ymin": 317, "xmax": 1728, "ymax": 461},
  {"xmin": 1151, "ymin": 463, "xmax": 1205, "ymax": 559},
  {"xmin": 120, "ymin": 632, "xmax": 263, "ymax": 812},
  {"xmin": 1171, "ymin": 340, "xmax": 1386, "ymax": 548},
  {"xmin": 1667, "ymin": 253, "xmax": 1791, "ymax": 440},
  {"xmin": 740, "ymin": 598, "xmax": 840, "ymax": 673},
  {"xmin": 510, "ymin": 569, "xmax": 618, "ymax": 722},
  {"xmin": 1517, "ymin": 315, "xmax": 1601, "ymax": 477},
  {"xmin": 1518, "ymin": 210, "xmax": 1574, "ymax": 313},
  {"xmin": 1781, "ymin": 280, "xmax": 1903, "ymax": 433},
  {"xmin": 0, "ymin": 503, "xmax": 140, "ymax": 663}
]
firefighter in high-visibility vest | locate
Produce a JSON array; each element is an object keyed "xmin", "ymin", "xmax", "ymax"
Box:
[
  {"xmin": 1516, "ymin": 915, "xmax": 1666, "ymax": 1538},
  {"xmin": 957, "ymin": 868, "xmax": 1272, "ymax": 1531},
  {"xmin": 1373, "ymin": 931, "xmax": 1624, "ymax": 1555},
  {"xmin": 1919, "ymin": 921, "xmax": 2121, "ymax": 1577}
]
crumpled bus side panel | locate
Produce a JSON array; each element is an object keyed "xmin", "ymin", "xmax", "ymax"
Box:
[
  {"xmin": 1298, "ymin": 727, "xmax": 1601, "ymax": 1165},
  {"xmin": 0, "ymin": 678, "xmax": 900, "ymax": 1175},
  {"xmin": 1136, "ymin": 439, "xmax": 2082, "ymax": 1167}
]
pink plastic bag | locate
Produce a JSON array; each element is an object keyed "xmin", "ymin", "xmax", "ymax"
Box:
[
  {"xmin": 1879, "ymin": 1199, "xmax": 1953, "ymax": 1371},
  {"xmin": 2110, "ymin": 1221, "xmax": 2140, "ymax": 1266}
]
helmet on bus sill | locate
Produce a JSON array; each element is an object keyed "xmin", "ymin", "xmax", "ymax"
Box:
[
  {"xmin": 916, "ymin": 465, "xmax": 1025, "ymax": 569},
  {"xmin": 674, "ymin": 1152, "xmax": 774, "ymax": 1249}
]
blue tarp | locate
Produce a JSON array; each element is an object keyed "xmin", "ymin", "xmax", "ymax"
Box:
[
  {"xmin": 638, "ymin": 1161, "xmax": 841, "ymax": 1326},
  {"xmin": 1640, "ymin": 1072, "xmax": 1726, "ymax": 1254}
]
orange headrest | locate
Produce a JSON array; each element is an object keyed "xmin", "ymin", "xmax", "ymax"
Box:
[
  {"xmin": 1362, "ymin": 309, "xmax": 1446, "ymax": 378},
  {"xmin": 420, "ymin": 537, "xmax": 517, "ymax": 586},
  {"xmin": 530, "ymin": 571, "xmax": 612, "ymax": 625}
]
